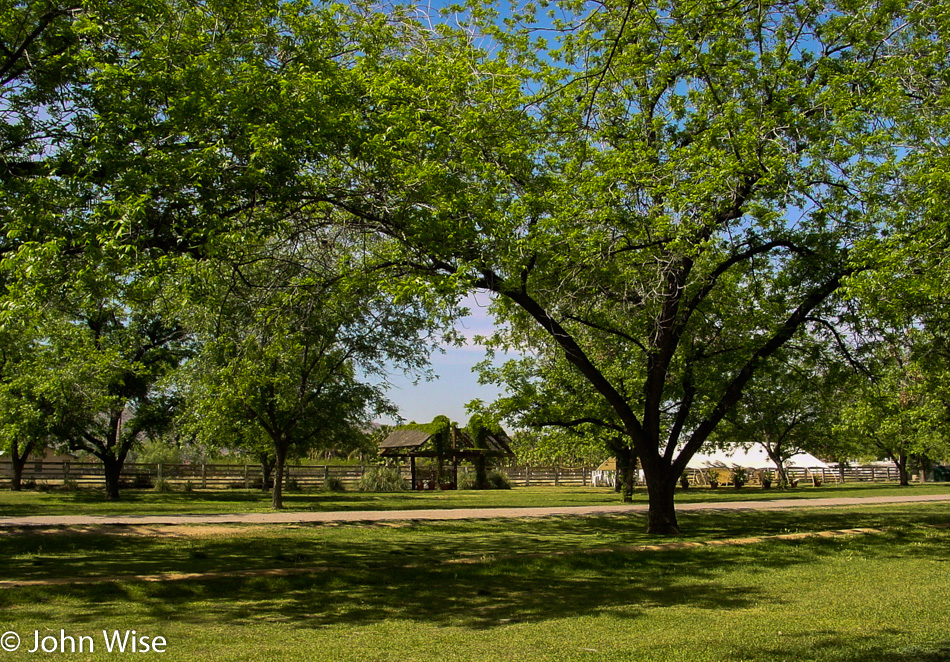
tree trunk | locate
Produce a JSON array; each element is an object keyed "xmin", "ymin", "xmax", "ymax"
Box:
[
  {"xmin": 617, "ymin": 446, "xmax": 637, "ymax": 503},
  {"xmin": 11, "ymin": 460, "xmax": 25, "ymax": 491},
  {"xmin": 272, "ymin": 444, "xmax": 287, "ymax": 509},
  {"xmin": 258, "ymin": 452, "xmax": 275, "ymax": 492},
  {"xmin": 762, "ymin": 439, "xmax": 790, "ymax": 487},
  {"xmin": 102, "ymin": 456, "xmax": 124, "ymax": 500},
  {"xmin": 474, "ymin": 455, "xmax": 488, "ymax": 489},
  {"xmin": 645, "ymin": 474, "xmax": 680, "ymax": 535},
  {"xmin": 896, "ymin": 452, "xmax": 909, "ymax": 486},
  {"xmin": 609, "ymin": 438, "xmax": 636, "ymax": 501},
  {"xmin": 9, "ymin": 440, "xmax": 34, "ymax": 491}
]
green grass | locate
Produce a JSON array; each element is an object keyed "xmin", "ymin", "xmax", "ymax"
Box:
[
  {"xmin": 2, "ymin": 482, "xmax": 950, "ymax": 518},
  {"xmin": 1, "ymin": 502, "xmax": 949, "ymax": 660}
]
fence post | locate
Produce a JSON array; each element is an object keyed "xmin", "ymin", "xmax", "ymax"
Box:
[
  {"xmin": 554, "ymin": 467, "xmax": 559, "ymax": 487},
  {"xmin": 525, "ymin": 466, "xmax": 531, "ymax": 487},
  {"xmin": 157, "ymin": 463, "xmax": 163, "ymax": 482},
  {"xmin": 323, "ymin": 465, "xmax": 329, "ymax": 488},
  {"xmin": 244, "ymin": 464, "xmax": 249, "ymax": 489},
  {"xmin": 201, "ymin": 463, "xmax": 207, "ymax": 489}
]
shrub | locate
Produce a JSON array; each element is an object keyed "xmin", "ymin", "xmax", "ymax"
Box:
[
  {"xmin": 457, "ymin": 473, "xmax": 478, "ymax": 490},
  {"xmin": 153, "ymin": 477, "xmax": 173, "ymax": 493},
  {"xmin": 60, "ymin": 477, "xmax": 79, "ymax": 492},
  {"xmin": 358, "ymin": 466, "xmax": 407, "ymax": 492},
  {"xmin": 323, "ymin": 476, "xmax": 347, "ymax": 492},
  {"xmin": 486, "ymin": 469, "xmax": 512, "ymax": 490}
]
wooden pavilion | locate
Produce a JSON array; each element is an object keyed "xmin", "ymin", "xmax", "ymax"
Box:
[{"xmin": 378, "ymin": 427, "xmax": 515, "ymax": 489}]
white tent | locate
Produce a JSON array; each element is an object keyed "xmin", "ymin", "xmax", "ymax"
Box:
[{"xmin": 685, "ymin": 445, "xmax": 828, "ymax": 470}]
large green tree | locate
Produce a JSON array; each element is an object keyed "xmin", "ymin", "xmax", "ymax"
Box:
[{"xmin": 311, "ymin": 0, "xmax": 947, "ymax": 533}]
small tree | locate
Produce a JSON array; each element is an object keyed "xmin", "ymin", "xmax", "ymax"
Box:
[
  {"xmin": 835, "ymin": 332, "xmax": 949, "ymax": 486},
  {"xmin": 713, "ymin": 347, "xmax": 839, "ymax": 487},
  {"xmin": 181, "ymin": 237, "xmax": 436, "ymax": 509}
]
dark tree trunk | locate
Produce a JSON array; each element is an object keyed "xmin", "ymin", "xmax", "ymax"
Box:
[
  {"xmin": 11, "ymin": 460, "xmax": 25, "ymax": 491},
  {"xmin": 608, "ymin": 438, "xmax": 636, "ymax": 500},
  {"xmin": 259, "ymin": 452, "xmax": 276, "ymax": 492},
  {"xmin": 9, "ymin": 440, "xmax": 34, "ymax": 491},
  {"xmin": 645, "ymin": 474, "xmax": 680, "ymax": 535},
  {"xmin": 896, "ymin": 452, "xmax": 909, "ymax": 486},
  {"xmin": 272, "ymin": 443, "xmax": 288, "ymax": 509},
  {"xmin": 474, "ymin": 455, "xmax": 488, "ymax": 489},
  {"xmin": 102, "ymin": 456, "xmax": 124, "ymax": 500},
  {"xmin": 616, "ymin": 446, "xmax": 637, "ymax": 503}
]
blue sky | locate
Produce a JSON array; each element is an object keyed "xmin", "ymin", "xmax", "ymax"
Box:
[{"xmin": 377, "ymin": 291, "xmax": 508, "ymax": 426}]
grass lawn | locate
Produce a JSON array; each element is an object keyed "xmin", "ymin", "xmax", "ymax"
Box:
[
  {"xmin": 0, "ymin": 501, "xmax": 948, "ymax": 660},
  {"xmin": 1, "ymin": 482, "xmax": 950, "ymax": 517}
]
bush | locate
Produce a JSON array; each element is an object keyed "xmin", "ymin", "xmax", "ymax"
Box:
[
  {"xmin": 323, "ymin": 476, "xmax": 346, "ymax": 492},
  {"xmin": 358, "ymin": 466, "xmax": 407, "ymax": 492},
  {"xmin": 457, "ymin": 468, "xmax": 512, "ymax": 490},
  {"xmin": 457, "ymin": 473, "xmax": 477, "ymax": 490},
  {"xmin": 60, "ymin": 477, "xmax": 80, "ymax": 492},
  {"xmin": 487, "ymin": 470, "xmax": 512, "ymax": 490},
  {"xmin": 153, "ymin": 477, "xmax": 173, "ymax": 493}
]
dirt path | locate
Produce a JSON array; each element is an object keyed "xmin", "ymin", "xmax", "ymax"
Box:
[{"xmin": 1, "ymin": 493, "xmax": 947, "ymax": 529}]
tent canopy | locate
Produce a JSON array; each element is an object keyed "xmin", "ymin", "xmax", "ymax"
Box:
[{"xmin": 685, "ymin": 446, "xmax": 828, "ymax": 470}]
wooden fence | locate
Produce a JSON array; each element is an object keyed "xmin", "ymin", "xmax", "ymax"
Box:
[{"xmin": 0, "ymin": 459, "xmax": 919, "ymax": 490}]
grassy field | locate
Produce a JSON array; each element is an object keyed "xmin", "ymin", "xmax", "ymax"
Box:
[
  {"xmin": 0, "ymin": 498, "xmax": 948, "ymax": 661},
  {"xmin": 2, "ymin": 482, "xmax": 950, "ymax": 517}
]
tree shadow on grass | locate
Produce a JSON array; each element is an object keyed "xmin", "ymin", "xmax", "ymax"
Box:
[{"xmin": 3, "ymin": 537, "xmax": 835, "ymax": 631}]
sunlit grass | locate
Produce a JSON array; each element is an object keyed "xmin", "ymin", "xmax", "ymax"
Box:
[{"xmin": 2, "ymin": 482, "xmax": 949, "ymax": 518}]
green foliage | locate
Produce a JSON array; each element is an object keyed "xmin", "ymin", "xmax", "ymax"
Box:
[
  {"xmin": 358, "ymin": 466, "xmax": 407, "ymax": 493},
  {"xmin": 711, "ymin": 342, "xmax": 844, "ymax": 484},
  {"xmin": 314, "ymin": 0, "xmax": 950, "ymax": 531},
  {"xmin": 486, "ymin": 469, "xmax": 512, "ymax": 490},
  {"xmin": 152, "ymin": 478, "xmax": 173, "ymax": 493},
  {"xmin": 176, "ymin": 237, "xmax": 438, "ymax": 508},
  {"xmin": 833, "ymin": 327, "xmax": 950, "ymax": 483},
  {"xmin": 3, "ymin": 0, "xmax": 949, "ymax": 534},
  {"xmin": 398, "ymin": 416, "xmax": 456, "ymax": 455},
  {"xmin": 134, "ymin": 438, "xmax": 182, "ymax": 465}
]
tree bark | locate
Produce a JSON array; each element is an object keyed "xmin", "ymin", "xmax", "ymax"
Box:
[
  {"xmin": 615, "ymin": 445, "xmax": 637, "ymax": 503},
  {"xmin": 272, "ymin": 442, "xmax": 287, "ymax": 509},
  {"xmin": 896, "ymin": 452, "xmax": 909, "ymax": 486},
  {"xmin": 645, "ymin": 473, "xmax": 680, "ymax": 535},
  {"xmin": 762, "ymin": 439, "xmax": 790, "ymax": 487},
  {"xmin": 258, "ymin": 452, "xmax": 276, "ymax": 492},
  {"xmin": 9, "ymin": 440, "xmax": 34, "ymax": 491},
  {"xmin": 474, "ymin": 455, "xmax": 488, "ymax": 489},
  {"xmin": 102, "ymin": 456, "xmax": 124, "ymax": 500}
]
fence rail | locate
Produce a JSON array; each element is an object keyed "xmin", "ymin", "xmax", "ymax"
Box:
[
  {"xmin": 0, "ymin": 461, "xmax": 598, "ymax": 489},
  {"xmin": 0, "ymin": 459, "xmax": 920, "ymax": 490}
]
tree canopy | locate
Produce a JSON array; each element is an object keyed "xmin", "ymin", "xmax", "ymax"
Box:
[{"xmin": 2, "ymin": 0, "xmax": 949, "ymax": 529}]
